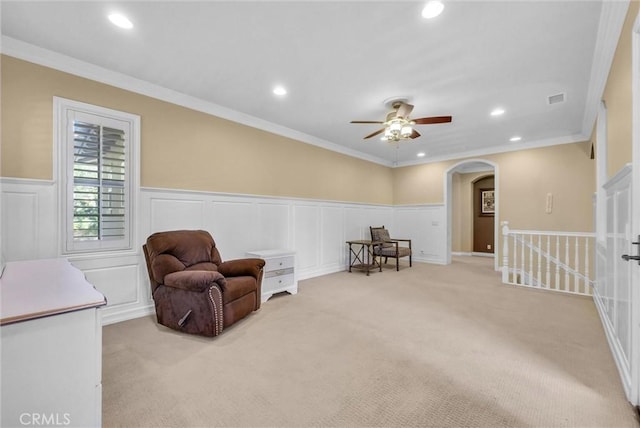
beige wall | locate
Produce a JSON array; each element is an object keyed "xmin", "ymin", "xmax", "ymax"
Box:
[
  {"xmin": 394, "ymin": 142, "xmax": 596, "ymax": 233},
  {"xmin": 602, "ymin": 0, "xmax": 639, "ymax": 177},
  {"xmin": 0, "ymin": 55, "xmax": 600, "ymax": 233},
  {"xmin": 1, "ymin": 56, "xmax": 393, "ymax": 204}
]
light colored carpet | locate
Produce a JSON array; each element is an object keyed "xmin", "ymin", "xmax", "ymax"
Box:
[{"xmin": 102, "ymin": 256, "xmax": 639, "ymax": 427}]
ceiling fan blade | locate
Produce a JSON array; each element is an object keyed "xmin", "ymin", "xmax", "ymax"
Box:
[
  {"xmin": 350, "ymin": 120, "xmax": 384, "ymax": 124},
  {"xmin": 410, "ymin": 129, "xmax": 421, "ymax": 139},
  {"xmin": 396, "ymin": 102, "xmax": 414, "ymax": 119},
  {"xmin": 413, "ymin": 116, "xmax": 452, "ymax": 125},
  {"xmin": 363, "ymin": 128, "xmax": 385, "ymax": 139}
]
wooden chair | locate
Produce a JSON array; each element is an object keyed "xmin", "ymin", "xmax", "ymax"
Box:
[{"xmin": 370, "ymin": 226, "xmax": 412, "ymax": 271}]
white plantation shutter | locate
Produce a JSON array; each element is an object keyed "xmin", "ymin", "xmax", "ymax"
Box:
[
  {"xmin": 58, "ymin": 98, "xmax": 139, "ymax": 254},
  {"xmin": 73, "ymin": 121, "xmax": 127, "ymax": 241}
]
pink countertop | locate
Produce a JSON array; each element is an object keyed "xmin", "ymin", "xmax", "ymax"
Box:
[{"xmin": 0, "ymin": 258, "xmax": 106, "ymax": 325}]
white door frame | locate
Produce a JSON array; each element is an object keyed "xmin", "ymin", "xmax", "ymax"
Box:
[{"xmin": 629, "ymin": 11, "xmax": 640, "ymax": 406}]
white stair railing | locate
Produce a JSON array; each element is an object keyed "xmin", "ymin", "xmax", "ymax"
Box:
[{"xmin": 501, "ymin": 221, "xmax": 595, "ymax": 296}]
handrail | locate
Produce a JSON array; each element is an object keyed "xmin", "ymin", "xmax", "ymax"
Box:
[{"xmin": 505, "ymin": 229, "xmax": 594, "ymax": 238}]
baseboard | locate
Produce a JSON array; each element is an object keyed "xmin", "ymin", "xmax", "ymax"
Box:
[
  {"xmin": 300, "ymin": 259, "xmax": 447, "ymax": 280},
  {"xmin": 298, "ymin": 264, "xmax": 345, "ymax": 281},
  {"xmin": 471, "ymin": 252, "xmax": 495, "ymax": 258},
  {"xmin": 101, "ymin": 304, "xmax": 155, "ymax": 326},
  {"xmin": 415, "ymin": 256, "xmax": 447, "ymax": 265},
  {"xmin": 452, "ymin": 251, "xmax": 494, "ymax": 258}
]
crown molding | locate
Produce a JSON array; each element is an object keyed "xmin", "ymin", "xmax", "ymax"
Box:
[
  {"xmin": 395, "ymin": 133, "xmax": 589, "ymax": 167},
  {"xmin": 0, "ymin": 36, "xmax": 392, "ymax": 168},
  {"xmin": 581, "ymin": 0, "xmax": 630, "ymax": 136}
]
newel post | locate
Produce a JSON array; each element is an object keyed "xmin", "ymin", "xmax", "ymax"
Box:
[{"xmin": 501, "ymin": 221, "xmax": 510, "ymax": 283}]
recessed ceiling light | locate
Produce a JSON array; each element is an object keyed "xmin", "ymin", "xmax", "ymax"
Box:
[
  {"xmin": 422, "ymin": 1, "xmax": 444, "ymax": 19},
  {"xmin": 273, "ymin": 86, "xmax": 287, "ymax": 96},
  {"xmin": 108, "ymin": 13, "xmax": 133, "ymax": 29},
  {"xmin": 417, "ymin": 152, "xmax": 426, "ymax": 158},
  {"xmin": 490, "ymin": 108, "xmax": 505, "ymax": 116},
  {"xmin": 509, "ymin": 136, "xmax": 522, "ymax": 142}
]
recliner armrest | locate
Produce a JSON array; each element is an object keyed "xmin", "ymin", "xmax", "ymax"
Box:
[
  {"xmin": 164, "ymin": 270, "xmax": 226, "ymax": 293},
  {"xmin": 217, "ymin": 258, "xmax": 265, "ymax": 279}
]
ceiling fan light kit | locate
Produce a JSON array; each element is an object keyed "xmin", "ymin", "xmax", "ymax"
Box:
[{"xmin": 351, "ymin": 99, "xmax": 452, "ymax": 143}]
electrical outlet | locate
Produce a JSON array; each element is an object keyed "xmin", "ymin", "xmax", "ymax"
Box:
[{"xmin": 487, "ymin": 244, "xmax": 492, "ymax": 250}]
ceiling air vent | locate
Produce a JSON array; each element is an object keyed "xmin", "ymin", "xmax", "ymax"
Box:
[{"xmin": 547, "ymin": 92, "xmax": 566, "ymax": 105}]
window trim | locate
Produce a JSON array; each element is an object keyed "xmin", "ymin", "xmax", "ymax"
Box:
[{"xmin": 55, "ymin": 97, "xmax": 140, "ymax": 255}]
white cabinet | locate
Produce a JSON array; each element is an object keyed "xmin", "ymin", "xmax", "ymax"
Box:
[
  {"xmin": 246, "ymin": 249, "xmax": 297, "ymax": 302},
  {"xmin": 0, "ymin": 259, "xmax": 106, "ymax": 428}
]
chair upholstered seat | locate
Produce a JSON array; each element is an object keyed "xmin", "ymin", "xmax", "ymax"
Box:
[
  {"xmin": 221, "ymin": 276, "xmax": 258, "ymax": 304},
  {"xmin": 375, "ymin": 246, "xmax": 411, "ymax": 258}
]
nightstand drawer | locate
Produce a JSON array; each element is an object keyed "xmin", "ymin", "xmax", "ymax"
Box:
[
  {"xmin": 264, "ymin": 256, "xmax": 294, "ymax": 271},
  {"xmin": 263, "ymin": 273, "xmax": 295, "ymax": 293},
  {"xmin": 265, "ymin": 267, "xmax": 294, "ymax": 278}
]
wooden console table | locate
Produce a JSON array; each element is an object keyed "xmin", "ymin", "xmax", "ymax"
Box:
[{"xmin": 346, "ymin": 240, "xmax": 382, "ymax": 276}]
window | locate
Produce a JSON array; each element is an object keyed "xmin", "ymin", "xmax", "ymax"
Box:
[{"xmin": 56, "ymin": 98, "xmax": 139, "ymax": 254}]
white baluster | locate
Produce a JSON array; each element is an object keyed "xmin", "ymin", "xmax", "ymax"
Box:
[
  {"xmin": 528, "ymin": 235, "xmax": 533, "ymax": 286},
  {"xmin": 512, "ymin": 234, "xmax": 517, "ymax": 284},
  {"xmin": 574, "ymin": 236, "xmax": 580, "ymax": 293},
  {"xmin": 545, "ymin": 235, "xmax": 551, "ymax": 288},
  {"xmin": 501, "ymin": 221, "xmax": 510, "ymax": 283},
  {"xmin": 584, "ymin": 238, "xmax": 590, "ymax": 295},
  {"xmin": 564, "ymin": 235, "xmax": 570, "ymax": 291},
  {"xmin": 537, "ymin": 234, "xmax": 543, "ymax": 288},
  {"xmin": 555, "ymin": 235, "xmax": 560, "ymax": 290},
  {"xmin": 520, "ymin": 234, "xmax": 525, "ymax": 285}
]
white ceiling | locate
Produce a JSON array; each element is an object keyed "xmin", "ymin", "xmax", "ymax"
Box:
[{"xmin": 0, "ymin": 1, "xmax": 626, "ymax": 166}]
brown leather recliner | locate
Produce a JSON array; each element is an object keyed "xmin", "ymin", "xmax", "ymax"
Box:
[{"xmin": 143, "ymin": 230, "xmax": 265, "ymax": 337}]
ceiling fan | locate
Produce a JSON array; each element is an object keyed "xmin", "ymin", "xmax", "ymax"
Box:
[{"xmin": 350, "ymin": 99, "xmax": 452, "ymax": 142}]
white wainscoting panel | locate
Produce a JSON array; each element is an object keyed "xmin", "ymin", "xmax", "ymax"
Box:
[
  {"xmin": 394, "ymin": 205, "xmax": 447, "ymax": 264},
  {"xmin": 2, "ymin": 181, "xmax": 449, "ymax": 326},
  {"xmin": 1, "ymin": 179, "xmax": 57, "ymax": 261},
  {"xmin": 293, "ymin": 204, "xmax": 321, "ymax": 275},
  {"xmin": 594, "ymin": 165, "xmax": 634, "ymax": 401},
  {"xmin": 257, "ymin": 202, "xmax": 291, "ymax": 251},
  {"xmin": 69, "ymin": 255, "xmax": 140, "ymax": 307},
  {"xmin": 210, "ymin": 200, "xmax": 258, "ymax": 260},
  {"xmin": 363, "ymin": 207, "xmax": 395, "ymax": 234},
  {"xmin": 3, "ymin": 192, "xmax": 38, "ymax": 261},
  {"xmin": 149, "ymin": 198, "xmax": 206, "ymax": 233},
  {"xmin": 344, "ymin": 206, "xmax": 393, "ymax": 240},
  {"xmin": 66, "ymin": 253, "xmax": 150, "ymax": 326},
  {"xmin": 320, "ymin": 206, "xmax": 344, "ymax": 268}
]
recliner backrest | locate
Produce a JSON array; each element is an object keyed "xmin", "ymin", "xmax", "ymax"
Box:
[{"xmin": 143, "ymin": 230, "xmax": 223, "ymax": 293}]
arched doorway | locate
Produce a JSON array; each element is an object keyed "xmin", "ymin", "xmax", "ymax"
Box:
[{"xmin": 444, "ymin": 159, "xmax": 499, "ymax": 271}]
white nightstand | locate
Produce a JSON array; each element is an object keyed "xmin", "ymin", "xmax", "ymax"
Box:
[{"xmin": 246, "ymin": 249, "xmax": 297, "ymax": 302}]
